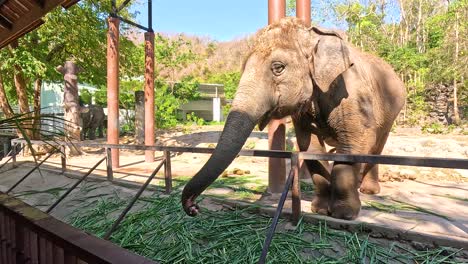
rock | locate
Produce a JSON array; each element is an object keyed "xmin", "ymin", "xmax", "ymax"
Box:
[
  {"xmin": 411, "ymin": 241, "xmax": 433, "ymax": 251},
  {"xmin": 403, "ymin": 146, "xmax": 417, "ymax": 152},
  {"xmin": 235, "ymin": 170, "xmax": 245, "ymax": 175},
  {"xmin": 244, "ymin": 170, "xmax": 251, "ymax": 175},
  {"xmin": 283, "ymin": 222, "xmax": 298, "ymax": 231},
  {"xmin": 221, "ymin": 170, "xmax": 229, "ymax": 178},
  {"xmin": 399, "ymin": 169, "xmax": 417, "ymax": 179},
  {"xmin": 232, "ymin": 168, "xmax": 244, "ymax": 175}
]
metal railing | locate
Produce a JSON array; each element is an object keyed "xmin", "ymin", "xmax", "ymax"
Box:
[{"xmin": 4, "ymin": 139, "xmax": 468, "ymax": 263}]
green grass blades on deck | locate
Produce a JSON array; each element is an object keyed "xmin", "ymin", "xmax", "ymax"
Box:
[{"xmin": 69, "ymin": 193, "xmax": 465, "ymax": 264}]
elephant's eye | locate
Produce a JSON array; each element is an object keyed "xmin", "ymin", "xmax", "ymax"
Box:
[{"xmin": 271, "ymin": 61, "xmax": 285, "ymax": 76}]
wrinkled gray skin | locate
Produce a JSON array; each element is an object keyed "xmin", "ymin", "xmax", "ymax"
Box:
[
  {"xmin": 182, "ymin": 18, "xmax": 406, "ymax": 220},
  {"xmin": 80, "ymin": 105, "xmax": 105, "ymax": 140}
]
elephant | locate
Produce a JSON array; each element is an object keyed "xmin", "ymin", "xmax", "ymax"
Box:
[
  {"xmin": 181, "ymin": 18, "xmax": 406, "ymax": 220},
  {"xmin": 80, "ymin": 104, "xmax": 105, "ymax": 140}
]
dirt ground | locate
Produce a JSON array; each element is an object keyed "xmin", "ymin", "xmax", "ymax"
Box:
[{"xmin": 1, "ymin": 124, "xmax": 467, "ymax": 252}]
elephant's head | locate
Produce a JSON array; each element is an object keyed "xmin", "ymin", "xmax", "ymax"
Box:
[{"xmin": 182, "ymin": 18, "xmax": 353, "ymax": 216}]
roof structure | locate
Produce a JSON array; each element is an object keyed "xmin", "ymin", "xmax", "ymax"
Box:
[{"xmin": 0, "ymin": 0, "xmax": 79, "ymax": 49}]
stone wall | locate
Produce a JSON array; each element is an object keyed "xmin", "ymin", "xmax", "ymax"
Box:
[{"xmin": 426, "ymin": 84, "xmax": 465, "ymax": 125}]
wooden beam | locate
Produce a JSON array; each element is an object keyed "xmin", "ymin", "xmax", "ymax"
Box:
[
  {"xmin": 35, "ymin": 0, "xmax": 45, "ymax": 8},
  {"xmin": 61, "ymin": 0, "xmax": 78, "ymax": 9},
  {"xmin": 0, "ymin": 14, "xmax": 12, "ymax": 30},
  {"xmin": 0, "ymin": 0, "xmax": 66, "ymax": 48},
  {"xmin": 0, "ymin": 18, "xmax": 43, "ymax": 48}
]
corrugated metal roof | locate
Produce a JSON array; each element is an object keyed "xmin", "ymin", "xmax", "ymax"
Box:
[{"xmin": 0, "ymin": 0, "xmax": 79, "ymax": 49}]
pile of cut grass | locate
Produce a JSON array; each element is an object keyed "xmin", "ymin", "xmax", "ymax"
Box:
[{"xmin": 68, "ymin": 192, "xmax": 465, "ymax": 264}]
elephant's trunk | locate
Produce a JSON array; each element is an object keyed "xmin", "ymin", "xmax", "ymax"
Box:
[{"xmin": 182, "ymin": 110, "xmax": 257, "ymax": 216}]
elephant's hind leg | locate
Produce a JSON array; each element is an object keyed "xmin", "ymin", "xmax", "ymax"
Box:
[{"xmin": 360, "ymin": 164, "xmax": 380, "ymax": 194}]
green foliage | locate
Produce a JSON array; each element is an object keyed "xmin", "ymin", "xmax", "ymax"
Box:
[
  {"xmin": 421, "ymin": 123, "xmax": 457, "ymax": 134},
  {"xmin": 79, "ymin": 89, "xmax": 92, "ymax": 105},
  {"xmin": 421, "ymin": 122, "xmax": 445, "ymax": 134},
  {"xmin": 155, "ymin": 34, "xmax": 197, "ymax": 83},
  {"xmin": 93, "ymin": 88, "xmax": 106, "ymax": 107},
  {"xmin": 173, "ymin": 76, "xmax": 200, "ymax": 101},
  {"xmin": 185, "ymin": 112, "xmax": 205, "ymax": 126},
  {"xmin": 155, "ymin": 81, "xmax": 180, "ymax": 129},
  {"xmin": 205, "ymin": 71, "xmax": 241, "ymax": 99}
]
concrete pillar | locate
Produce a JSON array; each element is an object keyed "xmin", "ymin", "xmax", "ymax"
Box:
[
  {"xmin": 144, "ymin": 32, "xmax": 155, "ymax": 162},
  {"xmin": 213, "ymin": 97, "xmax": 221, "ymax": 122},
  {"xmin": 135, "ymin": 91, "xmax": 145, "ymax": 145},
  {"xmin": 267, "ymin": 0, "xmax": 287, "ymax": 193},
  {"xmin": 296, "ymin": 0, "xmax": 311, "ymax": 26},
  {"xmin": 107, "ymin": 17, "xmax": 120, "ymax": 168}
]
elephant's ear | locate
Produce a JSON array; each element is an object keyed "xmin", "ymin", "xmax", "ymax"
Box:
[{"xmin": 310, "ymin": 32, "xmax": 353, "ymax": 93}]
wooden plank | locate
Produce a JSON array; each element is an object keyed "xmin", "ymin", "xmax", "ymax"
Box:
[{"xmin": 0, "ymin": 0, "xmax": 70, "ymax": 48}]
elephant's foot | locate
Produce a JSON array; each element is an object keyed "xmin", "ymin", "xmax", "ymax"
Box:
[
  {"xmin": 329, "ymin": 190, "xmax": 361, "ymax": 220},
  {"xmin": 311, "ymin": 194, "xmax": 329, "ymax": 215},
  {"xmin": 359, "ymin": 178, "xmax": 380, "ymax": 194}
]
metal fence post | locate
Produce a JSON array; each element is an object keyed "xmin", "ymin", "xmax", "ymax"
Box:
[
  {"xmin": 291, "ymin": 153, "xmax": 301, "ymax": 225},
  {"xmin": 164, "ymin": 151, "xmax": 172, "ymax": 194},
  {"xmin": 106, "ymin": 148, "xmax": 113, "ymax": 181},
  {"xmin": 61, "ymin": 146, "xmax": 66, "ymax": 174}
]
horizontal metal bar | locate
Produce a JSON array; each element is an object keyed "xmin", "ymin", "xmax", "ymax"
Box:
[
  {"xmin": 116, "ymin": 15, "xmax": 150, "ymax": 32},
  {"xmin": 11, "ymin": 140, "xmax": 292, "ymax": 159},
  {"xmin": 299, "ymin": 153, "xmax": 468, "ymax": 169},
  {"xmin": 11, "ymin": 139, "xmax": 468, "ymax": 169}
]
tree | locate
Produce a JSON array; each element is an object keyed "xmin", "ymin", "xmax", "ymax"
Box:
[
  {"xmin": 0, "ymin": 0, "xmax": 142, "ymax": 139},
  {"xmin": 155, "ymin": 34, "xmax": 197, "ymax": 93}
]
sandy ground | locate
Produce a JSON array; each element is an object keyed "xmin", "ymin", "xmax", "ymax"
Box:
[{"xmin": 1, "ymin": 125, "xmax": 467, "ymax": 248}]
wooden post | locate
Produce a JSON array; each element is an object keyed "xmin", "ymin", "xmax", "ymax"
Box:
[
  {"xmin": 106, "ymin": 147, "xmax": 113, "ymax": 181},
  {"xmin": 164, "ymin": 150, "xmax": 172, "ymax": 194},
  {"xmin": 144, "ymin": 32, "xmax": 155, "ymax": 162},
  {"xmin": 12, "ymin": 144, "xmax": 17, "ymax": 168},
  {"xmin": 296, "ymin": 0, "xmax": 311, "ymax": 26},
  {"xmin": 61, "ymin": 145, "xmax": 66, "ymax": 174},
  {"xmin": 107, "ymin": 16, "xmax": 120, "ymax": 168},
  {"xmin": 134, "ymin": 91, "xmax": 145, "ymax": 145},
  {"xmin": 267, "ymin": 0, "xmax": 287, "ymax": 194}
]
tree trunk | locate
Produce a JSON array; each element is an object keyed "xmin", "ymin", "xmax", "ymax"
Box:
[
  {"xmin": 0, "ymin": 71, "xmax": 14, "ymax": 119},
  {"xmin": 10, "ymin": 41, "xmax": 33, "ymax": 139},
  {"xmin": 452, "ymin": 9, "xmax": 460, "ymax": 125},
  {"xmin": 57, "ymin": 61, "xmax": 82, "ymax": 155},
  {"xmin": 399, "ymin": 0, "xmax": 408, "ymax": 46},
  {"xmin": 416, "ymin": 0, "xmax": 423, "ymax": 53},
  {"xmin": 33, "ymin": 78, "xmax": 42, "ymax": 139}
]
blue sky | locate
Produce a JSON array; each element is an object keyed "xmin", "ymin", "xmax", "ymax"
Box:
[
  {"xmin": 131, "ymin": 0, "xmax": 269, "ymax": 41},
  {"xmin": 130, "ymin": 1, "xmax": 401, "ymax": 42}
]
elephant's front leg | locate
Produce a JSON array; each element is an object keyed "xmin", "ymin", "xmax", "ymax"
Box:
[
  {"xmin": 329, "ymin": 162, "xmax": 361, "ymax": 220},
  {"xmin": 293, "ymin": 119, "xmax": 331, "ymax": 215}
]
